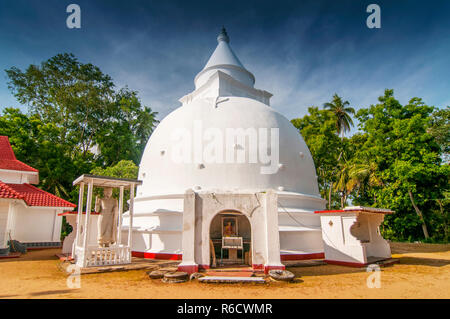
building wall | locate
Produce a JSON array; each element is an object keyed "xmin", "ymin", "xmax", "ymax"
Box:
[
  {"xmin": 0, "ymin": 202, "xmax": 9, "ymax": 248},
  {"xmin": 13, "ymin": 207, "xmax": 62, "ymax": 243},
  {"xmin": 0, "ymin": 170, "xmax": 37, "ymax": 184}
]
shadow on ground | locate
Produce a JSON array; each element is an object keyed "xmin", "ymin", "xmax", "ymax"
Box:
[
  {"xmin": 390, "ymin": 242, "xmax": 450, "ymax": 254},
  {"xmin": 27, "ymin": 289, "xmax": 76, "ymax": 297},
  {"xmin": 396, "ymin": 256, "xmax": 450, "ymax": 267}
]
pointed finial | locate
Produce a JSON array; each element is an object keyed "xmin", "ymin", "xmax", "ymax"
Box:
[{"xmin": 217, "ymin": 26, "xmax": 230, "ymax": 43}]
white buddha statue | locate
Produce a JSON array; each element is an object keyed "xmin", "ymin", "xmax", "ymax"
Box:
[{"xmin": 95, "ymin": 187, "xmax": 118, "ymax": 247}]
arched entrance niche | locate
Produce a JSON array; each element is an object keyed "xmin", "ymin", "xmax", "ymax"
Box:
[
  {"xmin": 178, "ymin": 189, "xmax": 285, "ymax": 274},
  {"xmin": 209, "ymin": 210, "xmax": 251, "ymax": 267}
]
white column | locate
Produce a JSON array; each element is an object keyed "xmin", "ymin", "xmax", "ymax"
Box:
[
  {"xmin": 81, "ymin": 181, "xmax": 93, "ymax": 267},
  {"xmin": 178, "ymin": 189, "xmax": 198, "ymax": 273},
  {"xmin": 117, "ymin": 186, "xmax": 124, "ymax": 246},
  {"xmin": 74, "ymin": 182, "xmax": 84, "ymax": 248},
  {"xmin": 127, "ymin": 184, "xmax": 135, "ymax": 248},
  {"xmin": 263, "ymin": 189, "xmax": 284, "ymax": 270}
]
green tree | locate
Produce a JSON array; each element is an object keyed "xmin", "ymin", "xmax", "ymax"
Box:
[
  {"xmin": 95, "ymin": 88, "xmax": 158, "ymax": 166},
  {"xmin": 292, "ymin": 107, "xmax": 343, "ymax": 209},
  {"xmin": 5, "ymin": 53, "xmax": 157, "ymax": 166},
  {"xmin": 428, "ymin": 106, "xmax": 449, "ymax": 164},
  {"xmin": 355, "ymin": 89, "xmax": 449, "ymax": 241},
  {"xmin": 0, "ymin": 108, "xmax": 88, "ymax": 199},
  {"xmin": 5, "ymin": 53, "xmax": 115, "ymax": 159}
]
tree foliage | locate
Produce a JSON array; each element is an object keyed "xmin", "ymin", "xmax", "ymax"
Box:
[
  {"xmin": 323, "ymin": 93, "xmax": 355, "ymax": 138},
  {"xmin": 90, "ymin": 160, "xmax": 139, "ymax": 210},
  {"xmin": 292, "ymin": 90, "xmax": 449, "ymax": 242},
  {"xmin": 5, "ymin": 53, "xmax": 157, "ymax": 166},
  {"xmin": 291, "ymin": 107, "xmax": 343, "ymax": 208},
  {"xmin": 354, "ymin": 90, "xmax": 449, "ymax": 242}
]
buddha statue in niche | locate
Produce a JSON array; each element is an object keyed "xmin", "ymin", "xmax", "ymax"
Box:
[{"xmin": 95, "ymin": 187, "xmax": 118, "ymax": 247}]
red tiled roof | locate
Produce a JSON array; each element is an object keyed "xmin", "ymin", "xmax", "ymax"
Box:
[
  {"xmin": 0, "ymin": 136, "xmax": 38, "ymax": 173},
  {"xmin": 0, "ymin": 181, "xmax": 25, "ymax": 200},
  {"xmin": 0, "ymin": 181, "xmax": 76, "ymax": 207}
]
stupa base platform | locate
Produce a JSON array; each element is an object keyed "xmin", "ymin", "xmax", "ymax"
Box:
[
  {"xmin": 324, "ymin": 257, "xmax": 399, "ymax": 268},
  {"xmin": 59, "ymin": 256, "xmax": 180, "ymax": 275}
]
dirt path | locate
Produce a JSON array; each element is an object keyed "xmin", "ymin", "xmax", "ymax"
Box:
[{"xmin": 0, "ymin": 242, "xmax": 448, "ymax": 299}]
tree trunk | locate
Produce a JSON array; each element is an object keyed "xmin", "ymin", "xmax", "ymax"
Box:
[
  {"xmin": 328, "ymin": 184, "xmax": 332, "ymax": 210},
  {"xmin": 408, "ymin": 189, "xmax": 430, "ymax": 239},
  {"xmin": 437, "ymin": 199, "xmax": 448, "ymax": 242}
]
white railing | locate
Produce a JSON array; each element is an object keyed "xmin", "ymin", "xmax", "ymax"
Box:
[
  {"xmin": 86, "ymin": 245, "xmax": 131, "ymax": 267},
  {"xmin": 76, "ymin": 245, "xmax": 131, "ymax": 267}
]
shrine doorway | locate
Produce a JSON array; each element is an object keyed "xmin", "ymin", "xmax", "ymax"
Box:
[{"xmin": 209, "ymin": 210, "xmax": 252, "ymax": 267}]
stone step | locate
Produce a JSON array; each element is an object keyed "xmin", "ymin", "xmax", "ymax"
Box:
[
  {"xmin": 204, "ymin": 271, "xmax": 254, "ymax": 277},
  {"xmin": 199, "ymin": 276, "xmax": 266, "ymax": 284}
]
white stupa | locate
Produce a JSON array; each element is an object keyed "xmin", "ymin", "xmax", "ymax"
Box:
[{"xmin": 124, "ymin": 28, "xmax": 326, "ymax": 273}]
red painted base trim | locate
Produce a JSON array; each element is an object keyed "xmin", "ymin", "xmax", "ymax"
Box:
[
  {"xmin": 324, "ymin": 259, "xmax": 366, "ymax": 268},
  {"xmin": 252, "ymin": 264, "xmax": 264, "ymax": 271},
  {"xmin": 280, "ymin": 252, "xmax": 325, "ymax": 261},
  {"xmin": 132, "ymin": 251, "xmax": 182, "ymax": 260},
  {"xmin": 132, "ymin": 251, "xmax": 325, "ymax": 265},
  {"xmin": 264, "ymin": 265, "xmax": 285, "ymax": 274},
  {"xmin": 177, "ymin": 264, "xmax": 198, "ymax": 273},
  {"xmin": 0, "ymin": 252, "xmax": 21, "ymax": 259}
]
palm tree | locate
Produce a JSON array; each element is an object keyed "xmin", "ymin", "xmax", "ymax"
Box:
[
  {"xmin": 334, "ymin": 160, "xmax": 351, "ymax": 208},
  {"xmin": 323, "ymin": 94, "xmax": 355, "ymax": 139},
  {"xmin": 334, "ymin": 162, "xmax": 383, "ymax": 209},
  {"xmin": 347, "ymin": 162, "xmax": 383, "ymax": 197}
]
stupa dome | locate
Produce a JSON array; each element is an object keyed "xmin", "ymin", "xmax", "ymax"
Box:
[{"xmin": 137, "ymin": 97, "xmax": 319, "ymax": 197}]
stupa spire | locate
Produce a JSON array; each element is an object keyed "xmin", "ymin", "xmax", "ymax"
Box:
[
  {"xmin": 194, "ymin": 27, "xmax": 254, "ymax": 89},
  {"xmin": 217, "ymin": 26, "xmax": 230, "ymax": 43},
  {"xmin": 179, "ymin": 27, "xmax": 273, "ymax": 106}
]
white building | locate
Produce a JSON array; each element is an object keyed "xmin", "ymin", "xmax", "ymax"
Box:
[
  {"xmin": 0, "ymin": 136, "xmax": 76, "ymax": 254},
  {"xmin": 123, "ymin": 28, "xmax": 327, "ymax": 273}
]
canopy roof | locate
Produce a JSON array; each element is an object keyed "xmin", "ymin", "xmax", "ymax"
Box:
[{"xmin": 73, "ymin": 174, "xmax": 142, "ymax": 188}]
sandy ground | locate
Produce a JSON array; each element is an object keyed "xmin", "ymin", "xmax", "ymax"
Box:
[{"xmin": 0, "ymin": 242, "xmax": 448, "ymax": 299}]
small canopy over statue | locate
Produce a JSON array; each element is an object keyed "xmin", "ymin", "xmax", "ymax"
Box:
[{"xmin": 71, "ymin": 174, "xmax": 142, "ymax": 268}]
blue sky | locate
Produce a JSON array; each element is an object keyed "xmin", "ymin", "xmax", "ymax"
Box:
[{"xmin": 1, "ymin": 0, "xmax": 449, "ymax": 129}]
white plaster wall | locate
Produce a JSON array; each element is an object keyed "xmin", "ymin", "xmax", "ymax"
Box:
[
  {"xmin": 279, "ymin": 231, "xmax": 324, "ymax": 253},
  {"xmin": 13, "ymin": 207, "xmax": 59, "ymax": 243},
  {"xmin": 318, "ymin": 213, "xmax": 391, "ymax": 264}
]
